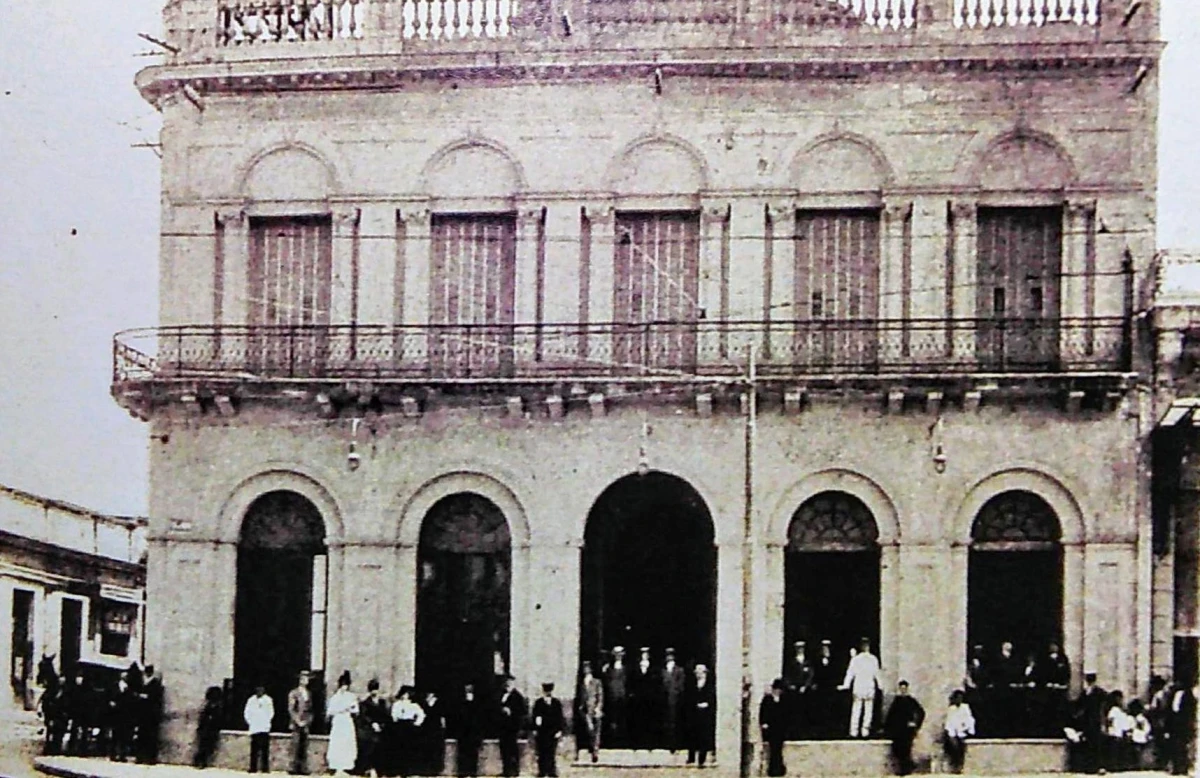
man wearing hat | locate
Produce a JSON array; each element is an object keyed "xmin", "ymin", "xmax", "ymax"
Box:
[
  {"xmin": 785, "ymin": 641, "xmax": 814, "ymax": 738},
  {"xmin": 576, "ymin": 661, "xmax": 603, "ymax": 763},
  {"xmin": 1073, "ymin": 673, "xmax": 1108, "ymax": 774},
  {"xmin": 630, "ymin": 647, "xmax": 657, "ymax": 749},
  {"xmin": 532, "ymin": 683, "xmax": 564, "ymax": 778},
  {"xmin": 882, "ymin": 681, "xmax": 925, "ymax": 776},
  {"xmin": 759, "ymin": 679, "xmax": 788, "ymax": 776},
  {"xmin": 685, "ymin": 664, "xmax": 716, "ymax": 766},
  {"xmin": 497, "ymin": 675, "xmax": 527, "ymax": 777},
  {"xmin": 604, "ymin": 646, "xmax": 629, "ymax": 747},
  {"xmin": 811, "ymin": 639, "xmax": 837, "ymax": 738},
  {"xmin": 661, "ymin": 648, "xmax": 687, "ymax": 752}
]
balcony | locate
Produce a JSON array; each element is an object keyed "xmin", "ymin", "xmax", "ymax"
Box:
[
  {"xmin": 141, "ymin": 0, "xmax": 1151, "ymax": 98},
  {"xmin": 112, "ymin": 317, "xmax": 1132, "ymax": 415}
]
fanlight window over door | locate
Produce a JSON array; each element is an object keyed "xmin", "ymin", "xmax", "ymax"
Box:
[
  {"xmin": 971, "ymin": 490, "xmax": 1062, "ymax": 549},
  {"xmin": 788, "ymin": 492, "xmax": 880, "ymax": 552}
]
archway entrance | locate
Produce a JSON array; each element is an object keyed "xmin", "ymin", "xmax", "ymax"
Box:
[
  {"xmin": 416, "ymin": 493, "xmax": 512, "ymax": 704},
  {"xmin": 235, "ymin": 491, "xmax": 327, "ymax": 730},
  {"xmin": 968, "ymin": 490, "xmax": 1064, "ymax": 737},
  {"xmin": 580, "ymin": 471, "xmax": 717, "ymax": 749},
  {"xmin": 784, "ymin": 492, "xmax": 881, "ymax": 739}
]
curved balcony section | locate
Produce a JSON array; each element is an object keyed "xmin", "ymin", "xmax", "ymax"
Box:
[
  {"xmin": 153, "ymin": 0, "xmax": 1134, "ymax": 73},
  {"xmin": 113, "ymin": 317, "xmax": 1130, "ymax": 388}
]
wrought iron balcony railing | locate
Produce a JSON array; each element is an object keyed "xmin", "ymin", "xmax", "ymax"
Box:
[{"xmin": 113, "ymin": 317, "xmax": 1130, "ymax": 386}]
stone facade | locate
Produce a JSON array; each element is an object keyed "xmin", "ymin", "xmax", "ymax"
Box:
[{"xmin": 121, "ymin": 0, "xmax": 1167, "ymax": 773}]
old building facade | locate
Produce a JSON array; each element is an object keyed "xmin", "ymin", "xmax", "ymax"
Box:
[
  {"xmin": 0, "ymin": 485, "xmax": 147, "ymax": 714},
  {"xmin": 119, "ymin": 0, "xmax": 1168, "ymax": 772}
]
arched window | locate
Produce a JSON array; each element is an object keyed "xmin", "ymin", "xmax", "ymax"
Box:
[
  {"xmin": 416, "ymin": 493, "xmax": 512, "ymax": 702},
  {"xmin": 235, "ymin": 491, "xmax": 327, "ymax": 731},
  {"xmin": 968, "ymin": 490, "xmax": 1065, "ymax": 738},
  {"xmin": 784, "ymin": 491, "xmax": 881, "ymax": 739}
]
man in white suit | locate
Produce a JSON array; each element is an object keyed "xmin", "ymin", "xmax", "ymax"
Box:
[{"xmin": 841, "ymin": 638, "xmax": 881, "ymax": 738}]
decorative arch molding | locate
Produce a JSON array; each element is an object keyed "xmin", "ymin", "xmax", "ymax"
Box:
[
  {"xmin": 396, "ymin": 471, "xmax": 532, "ymax": 549},
  {"xmin": 963, "ymin": 127, "xmax": 1077, "ymax": 192},
  {"xmin": 576, "ymin": 460, "xmax": 730, "ymax": 546},
  {"xmin": 605, "ymin": 133, "xmax": 710, "ymax": 197},
  {"xmin": 788, "ymin": 132, "xmax": 895, "ymax": 194},
  {"xmin": 767, "ymin": 468, "xmax": 901, "ymax": 547},
  {"xmin": 953, "ymin": 467, "xmax": 1087, "ymax": 547},
  {"xmin": 237, "ymin": 141, "xmax": 340, "ymax": 203},
  {"xmin": 420, "ymin": 137, "xmax": 527, "ymax": 201},
  {"xmin": 216, "ymin": 465, "xmax": 346, "ymax": 546}
]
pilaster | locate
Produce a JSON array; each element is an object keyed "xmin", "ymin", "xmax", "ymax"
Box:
[
  {"xmin": 217, "ymin": 208, "xmax": 250, "ymax": 327},
  {"xmin": 399, "ymin": 206, "xmax": 432, "ymax": 332},
  {"xmin": 766, "ymin": 201, "xmax": 795, "ymax": 361},
  {"xmin": 727, "ymin": 199, "xmax": 767, "ymax": 358},
  {"xmin": 700, "ymin": 202, "xmax": 729, "ymax": 360},
  {"xmin": 514, "ymin": 206, "xmax": 544, "ymax": 367},
  {"xmin": 331, "ymin": 206, "xmax": 361, "ymax": 325},
  {"xmin": 585, "ymin": 203, "xmax": 616, "ymax": 360},
  {"xmin": 949, "ymin": 201, "xmax": 978, "ymax": 361}
]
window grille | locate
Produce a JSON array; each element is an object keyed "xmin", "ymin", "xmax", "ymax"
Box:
[{"xmin": 787, "ymin": 492, "xmax": 880, "ymax": 551}]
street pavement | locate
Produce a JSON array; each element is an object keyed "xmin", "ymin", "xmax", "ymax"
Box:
[
  {"xmin": 0, "ymin": 708, "xmax": 45, "ymax": 778},
  {"xmin": 22, "ymin": 755, "xmax": 1184, "ymax": 778}
]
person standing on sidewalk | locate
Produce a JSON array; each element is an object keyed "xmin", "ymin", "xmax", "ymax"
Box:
[
  {"xmin": 288, "ymin": 671, "xmax": 315, "ymax": 774},
  {"xmin": 497, "ymin": 675, "xmax": 527, "ymax": 777},
  {"xmin": 759, "ymin": 679, "xmax": 788, "ymax": 777},
  {"xmin": 882, "ymin": 681, "xmax": 925, "ymax": 776},
  {"xmin": 576, "ymin": 661, "xmax": 603, "ymax": 763},
  {"xmin": 531, "ymin": 683, "xmax": 564, "ymax": 778},
  {"xmin": 245, "ymin": 685, "xmax": 276, "ymax": 773}
]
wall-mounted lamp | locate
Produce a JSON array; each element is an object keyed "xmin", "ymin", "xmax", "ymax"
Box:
[
  {"xmin": 347, "ymin": 418, "xmax": 363, "ymax": 472},
  {"xmin": 933, "ymin": 444, "xmax": 947, "ymax": 474}
]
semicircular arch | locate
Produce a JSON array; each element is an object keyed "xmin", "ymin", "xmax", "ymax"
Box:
[
  {"xmin": 238, "ymin": 142, "xmax": 339, "ymax": 203},
  {"xmin": 954, "ymin": 467, "xmax": 1086, "ymax": 546},
  {"xmin": 420, "ymin": 138, "xmax": 526, "ymax": 200},
  {"xmin": 965, "ymin": 128, "xmax": 1077, "ymax": 192},
  {"xmin": 789, "ymin": 132, "xmax": 894, "ymax": 194},
  {"xmin": 605, "ymin": 133, "xmax": 709, "ymax": 196},
  {"xmin": 217, "ymin": 467, "xmax": 345, "ymax": 546},
  {"xmin": 768, "ymin": 468, "xmax": 901, "ymax": 547},
  {"xmin": 396, "ymin": 471, "xmax": 531, "ymax": 549}
]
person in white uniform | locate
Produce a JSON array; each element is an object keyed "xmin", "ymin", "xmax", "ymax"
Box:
[
  {"xmin": 841, "ymin": 638, "xmax": 881, "ymax": 738},
  {"xmin": 326, "ymin": 671, "xmax": 360, "ymax": 776}
]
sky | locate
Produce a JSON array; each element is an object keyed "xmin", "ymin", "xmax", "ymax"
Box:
[{"xmin": 0, "ymin": 1, "xmax": 1197, "ymax": 517}]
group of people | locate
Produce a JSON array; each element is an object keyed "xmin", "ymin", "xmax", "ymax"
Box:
[
  {"xmin": 36, "ymin": 655, "xmax": 165, "ymax": 764},
  {"xmin": 759, "ymin": 635, "xmax": 1200, "ymax": 777},
  {"xmin": 576, "ymin": 646, "xmax": 716, "ymax": 765},
  {"xmin": 221, "ymin": 672, "xmax": 566, "ymax": 778}
]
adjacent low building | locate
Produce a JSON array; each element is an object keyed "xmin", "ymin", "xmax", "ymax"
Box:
[{"xmin": 0, "ymin": 484, "xmax": 148, "ymax": 714}]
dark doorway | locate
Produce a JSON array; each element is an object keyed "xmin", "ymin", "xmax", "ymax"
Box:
[
  {"xmin": 967, "ymin": 490, "xmax": 1064, "ymax": 738},
  {"xmin": 235, "ymin": 491, "xmax": 326, "ymax": 730},
  {"xmin": 580, "ymin": 471, "xmax": 717, "ymax": 698},
  {"xmin": 784, "ymin": 492, "xmax": 881, "ymax": 739},
  {"xmin": 11, "ymin": 590, "xmax": 34, "ymax": 706},
  {"xmin": 416, "ymin": 493, "xmax": 512, "ymax": 702},
  {"xmin": 59, "ymin": 598, "xmax": 83, "ymax": 678}
]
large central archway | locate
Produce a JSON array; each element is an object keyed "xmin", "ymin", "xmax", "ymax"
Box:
[
  {"xmin": 580, "ymin": 471, "xmax": 717, "ymax": 749},
  {"xmin": 416, "ymin": 492, "xmax": 512, "ymax": 702},
  {"xmin": 235, "ymin": 490, "xmax": 327, "ymax": 731}
]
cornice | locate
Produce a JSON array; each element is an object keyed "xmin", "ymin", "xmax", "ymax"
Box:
[{"xmin": 137, "ymin": 41, "xmax": 1159, "ymax": 103}]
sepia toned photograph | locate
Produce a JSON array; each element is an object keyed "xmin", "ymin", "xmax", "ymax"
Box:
[{"xmin": 1, "ymin": 2, "xmax": 1198, "ymax": 778}]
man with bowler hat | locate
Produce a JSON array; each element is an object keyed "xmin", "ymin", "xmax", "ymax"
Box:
[
  {"xmin": 577, "ymin": 661, "xmax": 604, "ymax": 763},
  {"xmin": 532, "ymin": 683, "xmax": 564, "ymax": 778},
  {"xmin": 604, "ymin": 646, "xmax": 629, "ymax": 747},
  {"xmin": 759, "ymin": 679, "xmax": 788, "ymax": 776},
  {"xmin": 497, "ymin": 675, "xmax": 527, "ymax": 777}
]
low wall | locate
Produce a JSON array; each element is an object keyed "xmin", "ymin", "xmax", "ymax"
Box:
[{"xmin": 777, "ymin": 737, "xmax": 1068, "ymax": 776}]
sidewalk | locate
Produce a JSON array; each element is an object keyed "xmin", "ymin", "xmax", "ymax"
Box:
[{"xmin": 30, "ymin": 757, "xmax": 1181, "ymax": 778}]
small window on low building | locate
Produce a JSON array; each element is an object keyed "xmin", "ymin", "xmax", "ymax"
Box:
[{"xmin": 99, "ymin": 601, "xmax": 138, "ymax": 657}]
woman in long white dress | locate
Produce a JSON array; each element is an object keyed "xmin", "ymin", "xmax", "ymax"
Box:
[{"xmin": 327, "ymin": 671, "xmax": 359, "ymax": 775}]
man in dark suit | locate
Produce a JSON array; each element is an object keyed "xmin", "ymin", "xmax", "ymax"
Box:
[
  {"xmin": 685, "ymin": 664, "xmax": 715, "ymax": 766},
  {"xmin": 497, "ymin": 676, "xmax": 527, "ymax": 777},
  {"xmin": 882, "ymin": 681, "xmax": 925, "ymax": 776},
  {"xmin": 1168, "ymin": 680, "xmax": 1197, "ymax": 776},
  {"xmin": 531, "ymin": 683, "xmax": 564, "ymax": 778},
  {"xmin": 456, "ymin": 684, "xmax": 483, "ymax": 777},
  {"xmin": 1039, "ymin": 643, "xmax": 1071, "ymax": 737},
  {"xmin": 784, "ymin": 641, "xmax": 814, "ymax": 739},
  {"xmin": 993, "ymin": 641, "xmax": 1022, "ymax": 738},
  {"xmin": 1073, "ymin": 673, "xmax": 1108, "ymax": 774},
  {"xmin": 604, "ymin": 646, "xmax": 629, "ymax": 747},
  {"xmin": 629, "ymin": 647, "xmax": 656, "ymax": 750},
  {"xmin": 660, "ymin": 648, "xmax": 686, "ymax": 753},
  {"xmin": 759, "ymin": 679, "xmax": 788, "ymax": 777},
  {"xmin": 811, "ymin": 640, "xmax": 837, "ymax": 739},
  {"xmin": 136, "ymin": 665, "xmax": 165, "ymax": 764}
]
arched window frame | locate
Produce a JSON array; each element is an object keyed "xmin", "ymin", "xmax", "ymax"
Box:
[
  {"xmin": 787, "ymin": 491, "xmax": 880, "ymax": 553},
  {"xmin": 971, "ymin": 490, "xmax": 1062, "ymax": 552}
]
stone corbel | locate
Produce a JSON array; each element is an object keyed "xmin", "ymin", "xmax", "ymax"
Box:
[
  {"xmin": 1158, "ymin": 329, "xmax": 1185, "ymax": 376},
  {"xmin": 332, "ymin": 206, "xmax": 362, "ymax": 232},
  {"xmin": 517, "ymin": 205, "xmax": 544, "ymax": 236},
  {"xmin": 949, "ymin": 201, "xmax": 977, "ymax": 224},
  {"xmin": 585, "ymin": 203, "xmax": 615, "ymax": 226},
  {"xmin": 766, "ymin": 200, "xmax": 795, "ymax": 227},
  {"xmin": 215, "ymin": 207, "xmax": 246, "ymax": 228},
  {"xmin": 702, "ymin": 202, "xmax": 729, "ymax": 225}
]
